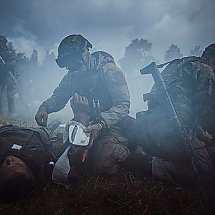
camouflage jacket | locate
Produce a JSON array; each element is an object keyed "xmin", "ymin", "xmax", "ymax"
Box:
[
  {"xmin": 41, "ymin": 51, "xmax": 130, "ymax": 132},
  {"xmin": 149, "ymin": 56, "xmax": 215, "ymax": 131}
]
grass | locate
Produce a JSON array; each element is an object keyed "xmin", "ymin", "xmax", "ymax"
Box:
[
  {"xmin": 1, "ymin": 171, "xmax": 215, "ymax": 215},
  {"xmin": 0, "ymin": 115, "xmax": 215, "ymax": 215}
]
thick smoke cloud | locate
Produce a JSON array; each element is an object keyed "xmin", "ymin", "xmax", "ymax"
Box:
[
  {"xmin": 0, "ymin": 0, "xmax": 214, "ymax": 60},
  {"xmin": 0, "ymin": 0, "xmax": 214, "ymax": 117}
]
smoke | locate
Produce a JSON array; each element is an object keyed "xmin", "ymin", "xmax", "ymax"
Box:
[
  {"xmin": 0, "ymin": 0, "xmax": 214, "ymax": 118},
  {"xmin": 1, "ymin": 0, "xmax": 214, "ymax": 60},
  {"xmin": 9, "ymin": 37, "xmax": 46, "ymax": 63}
]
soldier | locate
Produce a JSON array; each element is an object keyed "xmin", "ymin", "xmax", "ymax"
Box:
[
  {"xmin": 0, "ymin": 35, "xmax": 16, "ymax": 115},
  {"xmin": 35, "ymin": 34, "xmax": 131, "ymax": 177},
  {"xmin": 135, "ymin": 44, "xmax": 215, "ymax": 185},
  {"xmin": 0, "ymin": 125, "xmax": 54, "ymax": 201}
]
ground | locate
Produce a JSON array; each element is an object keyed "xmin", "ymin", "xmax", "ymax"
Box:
[{"xmin": 0, "ymin": 116, "xmax": 215, "ymax": 215}]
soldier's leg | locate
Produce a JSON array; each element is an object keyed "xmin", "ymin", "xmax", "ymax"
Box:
[
  {"xmin": 121, "ymin": 148, "xmax": 153, "ymax": 178},
  {"xmin": 6, "ymin": 78, "xmax": 16, "ymax": 115},
  {"xmin": 152, "ymin": 146, "xmax": 215, "ymax": 185},
  {"xmin": 152, "ymin": 157, "xmax": 196, "ymax": 185},
  {"xmin": 67, "ymin": 145, "xmax": 92, "ymax": 185},
  {"xmin": 91, "ymin": 135, "xmax": 130, "ymax": 176}
]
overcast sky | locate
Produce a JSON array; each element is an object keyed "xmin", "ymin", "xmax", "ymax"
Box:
[
  {"xmin": 0, "ymin": 0, "xmax": 214, "ymax": 116},
  {"xmin": 0, "ymin": 0, "xmax": 214, "ymax": 62}
]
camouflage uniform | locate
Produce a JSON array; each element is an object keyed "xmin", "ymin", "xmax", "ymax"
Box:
[
  {"xmin": 0, "ymin": 36, "xmax": 16, "ymax": 115},
  {"xmin": 40, "ymin": 51, "xmax": 130, "ymax": 176},
  {"xmin": 137, "ymin": 56, "xmax": 215, "ymax": 184}
]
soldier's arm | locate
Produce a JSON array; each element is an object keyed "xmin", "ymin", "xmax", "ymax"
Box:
[
  {"xmin": 41, "ymin": 73, "xmax": 73, "ymax": 113},
  {"xmin": 100, "ymin": 63, "xmax": 130, "ymax": 128}
]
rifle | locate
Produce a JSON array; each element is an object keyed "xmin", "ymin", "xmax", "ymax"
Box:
[{"xmin": 140, "ymin": 62, "xmax": 199, "ymax": 176}]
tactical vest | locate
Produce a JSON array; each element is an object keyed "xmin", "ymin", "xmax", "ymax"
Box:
[{"xmin": 69, "ymin": 51, "xmax": 114, "ymax": 115}]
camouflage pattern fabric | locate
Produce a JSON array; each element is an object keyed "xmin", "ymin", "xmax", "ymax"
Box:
[
  {"xmin": 150, "ymin": 57, "xmax": 215, "ymax": 132},
  {"xmin": 90, "ymin": 135, "xmax": 130, "ymax": 176},
  {"xmin": 41, "ymin": 51, "xmax": 130, "ymax": 141},
  {"xmin": 138, "ymin": 57, "xmax": 215, "ymax": 184},
  {"xmin": 40, "ymin": 50, "xmax": 131, "ymax": 178}
]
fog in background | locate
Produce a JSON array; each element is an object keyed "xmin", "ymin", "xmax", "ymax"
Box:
[{"xmin": 0, "ymin": 0, "xmax": 214, "ymax": 121}]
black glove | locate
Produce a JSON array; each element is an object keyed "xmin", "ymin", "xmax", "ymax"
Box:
[{"xmin": 35, "ymin": 105, "xmax": 48, "ymax": 126}]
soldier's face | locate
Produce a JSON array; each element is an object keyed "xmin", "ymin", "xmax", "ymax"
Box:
[
  {"xmin": 63, "ymin": 52, "xmax": 84, "ymax": 71},
  {"xmin": 67, "ymin": 50, "xmax": 90, "ymax": 72},
  {"xmin": 0, "ymin": 156, "xmax": 34, "ymax": 179}
]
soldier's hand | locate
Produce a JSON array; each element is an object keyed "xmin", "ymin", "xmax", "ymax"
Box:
[
  {"xmin": 84, "ymin": 123, "xmax": 103, "ymax": 140},
  {"xmin": 70, "ymin": 93, "xmax": 90, "ymax": 113},
  {"xmin": 35, "ymin": 105, "xmax": 48, "ymax": 126}
]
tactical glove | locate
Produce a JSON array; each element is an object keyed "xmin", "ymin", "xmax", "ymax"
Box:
[
  {"xmin": 83, "ymin": 121, "xmax": 106, "ymax": 142},
  {"xmin": 35, "ymin": 105, "xmax": 48, "ymax": 126},
  {"xmin": 84, "ymin": 123, "xmax": 103, "ymax": 134}
]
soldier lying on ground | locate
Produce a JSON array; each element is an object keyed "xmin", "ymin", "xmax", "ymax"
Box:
[
  {"xmin": 133, "ymin": 44, "xmax": 215, "ymax": 185},
  {"xmin": 0, "ymin": 120, "xmax": 66, "ymax": 201}
]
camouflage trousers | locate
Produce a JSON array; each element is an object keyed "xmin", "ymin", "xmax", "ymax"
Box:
[
  {"xmin": 91, "ymin": 135, "xmax": 130, "ymax": 175},
  {"xmin": 67, "ymin": 134, "xmax": 130, "ymax": 184}
]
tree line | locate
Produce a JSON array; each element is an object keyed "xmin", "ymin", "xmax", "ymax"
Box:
[
  {"xmin": 0, "ymin": 37, "xmax": 203, "ymax": 116},
  {"xmin": 119, "ymin": 38, "xmax": 202, "ymax": 76}
]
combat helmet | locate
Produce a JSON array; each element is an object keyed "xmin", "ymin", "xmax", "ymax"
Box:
[{"xmin": 56, "ymin": 34, "xmax": 92, "ymax": 69}]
